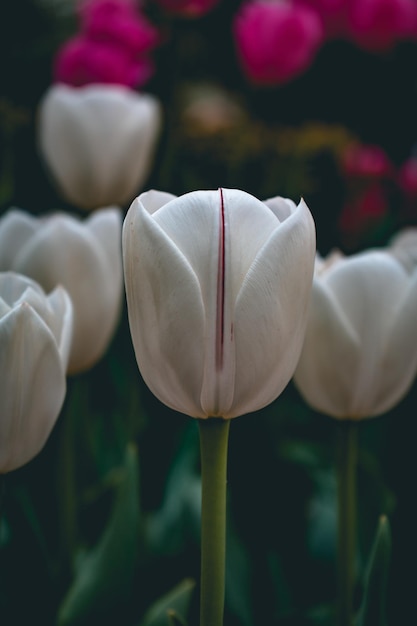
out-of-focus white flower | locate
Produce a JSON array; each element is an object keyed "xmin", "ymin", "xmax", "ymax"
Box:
[
  {"xmin": 38, "ymin": 84, "xmax": 162, "ymax": 210},
  {"xmin": 0, "ymin": 207, "xmax": 123, "ymax": 374},
  {"xmin": 294, "ymin": 249, "xmax": 417, "ymax": 419},
  {"xmin": 0, "ymin": 272, "xmax": 73, "ymax": 472},
  {"xmin": 123, "ymin": 188, "xmax": 316, "ymax": 419},
  {"xmin": 388, "ymin": 227, "xmax": 417, "ymax": 272}
]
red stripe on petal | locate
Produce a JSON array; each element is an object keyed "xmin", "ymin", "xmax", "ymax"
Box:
[{"xmin": 216, "ymin": 187, "xmax": 226, "ymax": 370}]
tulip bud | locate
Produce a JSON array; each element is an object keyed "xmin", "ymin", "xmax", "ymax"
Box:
[
  {"xmin": 0, "ymin": 272, "xmax": 73, "ymax": 472},
  {"xmin": 122, "ymin": 188, "xmax": 316, "ymax": 419},
  {"xmin": 294, "ymin": 250, "xmax": 417, "ymax": 419},
  {"xmin": 0, "ymin": 207, "xmax": 123, "ymax": 374},
  {"xmin": 233, "ymin": 0, "xmax": 324, "ymax": 85},
  {"xmin": 347, "ymin": 0, "xmax": 417, "ymax": 51},
  {"xmin": 38, "ymin": 84, "xmax": 162, "ymax": 210}
]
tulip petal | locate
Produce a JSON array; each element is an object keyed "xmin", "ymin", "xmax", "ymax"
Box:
[
  {"xmin": 294, "ymin": 279, "xmax": 361, "ymax": 418},
  {"xmin": 0, "ymin": 303, "xmax": 66, "ymax": 472},
  {"xmin": 372, "ymin": 266, "xmax": 417, "ymax": 415},
  {"xmin": 323, "ymin": 252, "xmax": 409, "ymax": 416},
  {"xmin": 87, "ymin": 207, "xmax": 123, "ymax": 290},
  {"xmin": 13, "ymin": 216, "xmax": 117, "ymax": 373},
  {"xmin": 46, "ymin": 287, "xmax": 74, "ymax": 370},
  {"xmin": 123, "ymin": 198, "xmax": 206, "ymax": 417},
  {"xmin": 263, "ymin": 196, "xmax": 297, "ymax": 221},
  {"xmin": 0, "ymin": 209, "xmax": 37, "ymax": 270},
  {"xmin": 138, "ymin": 190, "xmax": 178, "ymax": 214},
  {"xmin": 230, "ymin": 199, "xmax": 316, "ymax": 417}
]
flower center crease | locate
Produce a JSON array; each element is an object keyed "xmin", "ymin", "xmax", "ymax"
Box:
[{"xmin": 216, "ymin": 187, "xmax": 226, "ymax": 371}]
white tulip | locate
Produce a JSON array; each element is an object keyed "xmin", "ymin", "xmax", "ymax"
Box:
[
  {"xmin": 388, "ymin": 227, "xmax": 417, "ymax": 272},
  {"xmin": 38, "ymin": 84, "xmax": 162, "ymax": 210},
  {"xmin": 294, "ymin": 250, "xmax": 417, "ymax": 419},
  {"xmin": 0, "ymin": 207, "xmax": 123, "ymax": 374},
  {"xmin": 0, "ymin": 272, "xmax": 73, "ymax": 472},
  {"xmin": 123, "ymin": 188, "xmax": 316, "ymax": 419}
]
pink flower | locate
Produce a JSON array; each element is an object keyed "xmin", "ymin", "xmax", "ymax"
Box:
[
  {"xmin": 398, "ymin": 157, "xmax": 417, "ymax": 197},
  {"xmin": 233, "ymin": 0, "xmax": 324, "ymax": 86},
  {"xmin": 295, "ymin": 0, "xmax": 349, "ymax": 38},
  {"xmin": 54, "ymin": 37, "xmax": 154, "ymax": 88},
  {"xmin": 341, "ymin": 143, "xmax": 393, "ymax": 179},
  {"xmin": 80, "ymin": 0, "xmax": 160, "ymax": 55},
  {"xmin": 79, "ymin": 0, "xmax": 139, "ymax": 21},
  {"xmin": 339, "ymin": 183, "xmax": 389, "ymax": 244},
  {"xmin": 154, "ymin": 0, "xmax": 220, "ymax": 18},
  {"xmin": 347, "ymin": 0, "xmax": 417, "ymax": 51}
]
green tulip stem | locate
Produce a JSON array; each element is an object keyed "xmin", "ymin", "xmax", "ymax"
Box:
[
  {"xmin": 198, "ymin": 417, "xmax": 230, "ymax": 626},
  {"xmin": 337, "ymin": 419, "xmax": 358, "ymax": 626}
]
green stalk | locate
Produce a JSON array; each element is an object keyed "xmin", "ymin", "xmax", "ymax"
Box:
[
  {"xmin": 337, "ymin": 419, "xmax": 358, "ymax": 626},
  {"xmin": 198, "ymin": 418, "xmax": 230, "ymax": 626}
]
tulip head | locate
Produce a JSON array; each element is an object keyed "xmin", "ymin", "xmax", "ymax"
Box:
[
  {"xmin": 123, "ymin": 188, "xmax": 316, "ymax": 419},
  {"xmin": 233, "ymin": 0, "xmax": 324, "ymax": 85},
  {"xmin": 0, "ymin": 207, "xmax": 123, "ymax": 374},
  {"xmin": 0, "ymin": 272, "xmax": 73, "ymax": 472},
  {"xmin": 38, "ymin": 84, "xmax": 162, "ymax": 210},
  {"xmin": 294, "ymin": 250, "xmax": 417, "ymax": 419}
]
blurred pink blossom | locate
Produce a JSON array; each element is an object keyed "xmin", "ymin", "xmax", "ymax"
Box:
[
  {"xmin": 54, "ymin": 37, "xmax": 154, "ymax": 88},
  {"xmin": 398, "ymin": 157, "xmax": 417, "ymax": 196},
  {"xmin": 338, "ymin": 183, "xmax": 389, "ymax": 244},
  {"xmin": 296, "ymin": 0, "xmax": 349, "ymax": 38},
  {"xmin": 80, "ymin": 0, "xmax": 160, "ymax": 55},
  {"xmin": 341, "ymin": 143, "xmax": 393, "ymax": 179},
  {"xmin": 154, "ymin": 0, "xmax": 220, "ymax": 18},
  {"xmin": 347, "ymin": 0, "xmax": 417, "ymax": 51},
  {"xmin": 53, "ymin": 0, "xmax": 159, "ymax": 88},
  {"xmin": 233, "ymin": 0, "xmax": 324, "ymax": 86},
  {"xmin": 79, "ymin": 0, "xmax": 138, "ymax": 19}
]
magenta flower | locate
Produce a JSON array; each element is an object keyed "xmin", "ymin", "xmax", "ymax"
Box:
[
  {"xmin": 154, "ymin": 0, "xmax": 220, "ymax": 18},
  {"xmin": 347, "ymin": 0, "xmax": 417, "ymax": 51},
  {"xmin": 54, "ymin": 37, "xmax": 154, "ymax": 88},
  {"xmin": 233, "ymin": 0, "xmax": 324, "ymax": 86},
  {"xmin": 338, "ymin": 183, "xmax": 389, "ymax": 245},
  {"xmin": 398, "ymin": 157, "xmax": 417, "ymax": 197},
  {"xmin": 341, "ymin": 143, "xmax": 393, "ymax": 179},
  {"xmin": 80, "ymin": 0, "xmax": 160, "ymax": 55},
  {"xmin": 79, "ymin": 0, "xmax": 138, "ymax": 20},
  {"xmin": 54, "ymin": 0, "xmax": 159, "ymax": 88},
  {"xmin": 296, "ymin": 0, "xmax": 349, "ymax": 38}
]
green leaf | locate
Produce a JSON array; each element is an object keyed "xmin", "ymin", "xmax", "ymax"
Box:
[
  {"xmin": 140, "ymin": 578, "xmax": 195, "ymax": 626},
  {"xmin": 167, "ymin": 610, "xmax": 188, "ymax": 626},
  {"xmin": 58, "ymin": 444, "xmax": 140, "ymax": 626},
  {"xmin": 355, "ymin": 515, "xmax": 391, "ymax": 626},
  {"xmin": 146, "ymin": 423, "xmax": 201, "ymax": 555}
]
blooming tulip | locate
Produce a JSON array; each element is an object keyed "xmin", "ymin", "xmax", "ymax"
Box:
[
  {"xmin": 233, "ymin": 0, "xmax": 324, "ymax": 85},
  {"xmin": 122, "ymin": 188, "xmax": 316, "ymax": 419},
  {"xmin": 0, "ymin": 207, "xmax": 123, "ymax": 374},
  {"xmin": 294, "ymin": 250, "xmax": 417, "ymax": 419},
  {"xmin": 0, "ymin": 272, "xmax": 73, "ymax": 472},
  {"xmin": 38, "ymin": 84, "xmax": 162, "ymax": 210}
]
